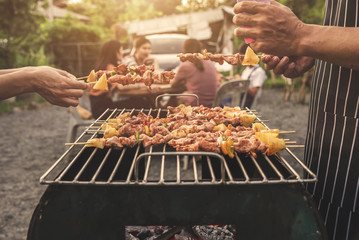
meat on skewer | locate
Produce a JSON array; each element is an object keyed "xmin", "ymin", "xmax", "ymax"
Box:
[
  {"xmin": 177, "ymin": 46, "xmax": 259, "ymax": 66},
  {"xmin": 88, "ymin": 64, "xmax": 175, "ymax": 89},
  {"xmin": 84, "ymin": 106, "xmax": 286, "ymax": 156}
]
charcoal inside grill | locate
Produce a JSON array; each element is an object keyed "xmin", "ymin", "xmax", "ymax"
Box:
[{"xmin": 125, "ymin": 225, "xmax": 236, "ymax": 240}]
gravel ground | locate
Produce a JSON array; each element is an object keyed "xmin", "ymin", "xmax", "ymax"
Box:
[{"xmin": 0, "ymin": 89, "xmax": 309, "ymax": 240}]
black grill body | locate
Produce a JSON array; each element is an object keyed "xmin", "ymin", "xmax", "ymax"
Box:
[
  {"xmin": 27, "ymin": 108, "xmax": 326, "ymax": 240},
  {"xmin": 28, "ymin": 183, "xmax": 325, "ymax": 240}
]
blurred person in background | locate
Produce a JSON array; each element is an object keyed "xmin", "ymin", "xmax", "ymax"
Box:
[
  {"xmin": 0, "ymin": 66, "xmax": 87, "ymax": 107},
  {"xmin": 238, "ymin": 43, "xmax": 267, "ymax": 108},
  {"xmin": 123, "ymin": 36, "xmax": 159, "ymax": 70},
  {"xmin": 171, "ymin": 38, "xmax": 219, "ymax": 107},
  {"xmin": 221, "ymin": 44, "xmax": 266, "ymax": 108},
  {"xmin": 90, "ymin": 39, "xmax": 152, "ymax": 118},
  {"xmin": 89, "ymin": 39, "xmax": 124, "ymax": 118}
]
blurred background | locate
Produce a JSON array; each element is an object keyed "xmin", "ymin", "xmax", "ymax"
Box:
[{"xmin": 0, "ymin": 0, "xmax": 325, "ymax": 113}]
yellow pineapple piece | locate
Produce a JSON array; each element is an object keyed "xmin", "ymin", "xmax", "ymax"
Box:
[
  {"xmin": 93, "ymin": 73, "xmax": 108, "ymax": 91},
  {"xmin": 86, "ymin": 138, "xmax": 106, "ymax": 149},
  {"xmin": 267, "ymin": 138, "xmax": 286, "ymax": 156},
  {"xmin": 255, "ymin": 132, "xmax": 286, "ymax": 155},
  {"xmin": 242, "ymin": 46, "xmax": 259, "ymax": 66},
  {"xmin": 104, "ymin": 127, "xmax": 118, "ymax": 138},
  {"xmin": 252, "ymin": 122, "xmax": 267, "ymax": 132},
  {"xmin": 240, "ymin": 114, "xmax": 257, "ymax": 127},
  {"xmin": 87, "ymin": 70, "xmax": 97, "ymax": 83}
]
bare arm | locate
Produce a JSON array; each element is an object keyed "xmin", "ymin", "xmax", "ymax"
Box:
[
  {"xmin": 233, "ymin": 1, "xmax": 359, "ymax": 70},
  {"xmin": 299, "ymin": 25, "xmax": 359, "ymax": 69},
  {"xmin": 0, "ymin": 68, "xmax": 24, "ymax": 75},
  {"xmin": 247, "ymin": 87, "xmax": 259, "ymax": 97},
  {"xmin": 0, "ymin": 66, "xmax": 88, "ymax": 107}
]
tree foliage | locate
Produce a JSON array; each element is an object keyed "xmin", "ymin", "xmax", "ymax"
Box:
[
  {"xmin": 66, "ymin": 0, "xmax": 181, "ymax": 39},
  {"xmin": 42, "ymin": 15, "xmax": 102, "ymax": 43},
  {"xmin": 0, "ymin": 0, "xmax": 48, "ymax": 68},
  {"xmin": 278, "ymin": 0, "xmax": 325, "ymax": 25},
  {"xmin": 41, "ymin": 15, "xmax": 102, "ymax": 76},
  {"xmin": 179, "ymin": 0, "xmax": 235, "ymax": 12}
]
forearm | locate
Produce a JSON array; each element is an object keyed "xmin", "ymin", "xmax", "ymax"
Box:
[
  {"xmin": 247, "ymin": 87, "xmax": 259, "ymax": 97},
  {"xmin": 0, "ymin": 68, "xmax": 26, "ymax": 75},
  {"xmin": 0, "ymin": 68, "xmax": 36, "ymax": 100},
  {"xmin": 299, "ymin": 24, "xmax": 359, "ymax": 70}
]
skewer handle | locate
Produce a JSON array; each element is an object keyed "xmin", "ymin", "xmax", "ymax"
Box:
[{"xmin": 286, "ymin": 145, "xmax": 305, "ymax": 148}]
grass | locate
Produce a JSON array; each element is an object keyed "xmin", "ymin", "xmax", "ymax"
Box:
[
  {"xmin": 262, "ymin": 76, "xmax": 310, "ymax": 93},
  {"xmin": 0, "ymin": 94, "xmax": 47, "ymax": 114},
  {"xmin": 262, "ymin": 76, "xmax": 286, "ymax": 89}
]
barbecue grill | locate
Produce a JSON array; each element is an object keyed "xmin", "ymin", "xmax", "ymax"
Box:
[{"xmin": 27, "ymin": 106, "xmax": 327, "ymax": 240}]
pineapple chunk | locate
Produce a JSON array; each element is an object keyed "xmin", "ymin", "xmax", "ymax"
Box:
[
  {"xmin": 242, "ymin": 46, "xmax": 259, "ymax": 66},
  {"xmin": 255, "ymin": 132, "xmax": 286, "ymax": 155},
  {"xmin": 252, "ymin": 122, "xmax": 267, "ymax": 132},
  {"xmin": 93, "ymin": 73, "xmax": 108, "ymax": 91},
  {"xmin": 240, "ymin": 114, "xmax": 257, "ymax": 127},
  {"xmin": 87, "ymin": 70, "xmax": 97, "ymax": 83},
  {"xmin": 86, "ymin": 138, "xmax": 106, "ymax": 149},
  {"xmin": 267, "ymin": 138, "xmax": 286, "ymax": 156},
  {"xmin": 104, "ymin": 127, "xmax": 118, "ymax": 138}
]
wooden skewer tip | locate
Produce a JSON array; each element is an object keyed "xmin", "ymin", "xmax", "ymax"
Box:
[{"xmin": 65, "ymin": 142, "xmax": 87, "ymax": 146}]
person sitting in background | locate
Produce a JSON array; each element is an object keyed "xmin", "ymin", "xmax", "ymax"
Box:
[
  {"xmin": 239, "ymin": 44, "xmax": 267, "ymax": 108},
  {"xmin": 171, "ymin": 39, "xmax": 219, "ymax": 107},
  {"xmin": 89, "ymin": 39, "xmax": 124, "ymax": 118},
  {"xmin": 0, "ymin": 66, "xmax": 87, "ymax": 107},
  {"xmin": 123, "ymin": 36, "xmax": 159, "ymax": 70}
]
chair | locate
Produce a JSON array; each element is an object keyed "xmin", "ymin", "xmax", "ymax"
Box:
[
  {"xmin": 212, "ymin": 80, "xmax": 250, "ymax": 108},
  {"xmin": 66, "ymin": 94, "xmax": 94, "ymax": 145}
]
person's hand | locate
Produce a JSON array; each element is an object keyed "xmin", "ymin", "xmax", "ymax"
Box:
[
  {"xmin": 30, "ymin": 66, "xmax": 88, "ymax": 107},
  {"xmin": 261, "ymin": 55, "xmax": 315, "ymax": 78},
  {"xmin": 233, "ymin": 1, "xmax": 306, "ymax": 56}
]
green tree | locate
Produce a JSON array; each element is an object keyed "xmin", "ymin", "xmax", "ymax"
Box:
[
  {"xmin": 41, "ymin": 15, "xmax": 102, "ymax": 75},
  {"xmin": 278, "ymin": 0, "xmax": 325, "ymax": 25},
  {"xmin": 67, "ymin": 0, "xmax": 180, "ymax": 39},
  {"xmin": 0, "ymin": 0, "xmax": 48, "ymax": 68}
]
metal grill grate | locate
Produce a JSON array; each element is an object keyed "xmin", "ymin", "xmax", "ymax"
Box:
[{"xmin": 40, "ymin": 108, "xmax": 317, "ymax": 185}]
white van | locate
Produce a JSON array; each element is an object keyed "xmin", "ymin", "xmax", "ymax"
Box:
[{"xmin": 146, "ymin": 34, "xmax": 190, "ymax": 71}]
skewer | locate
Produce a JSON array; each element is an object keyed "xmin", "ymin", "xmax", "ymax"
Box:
[
  {"xmin": 223, "ymin": 54, "xmax": 263, "ymax": 57},
  {"xmin": 284, "ymin": 141, "xmax": 296, "ymax": 144},
  {"xmin": 279, "ymin": 131, "xmax": 296, "ymax": 134},
  {"xmin": 65, "ymin": 142, "xmax": 87, "ymax": 146},
  {"xmin": 76, "ymin": 76, "xmax": 88, "ymax": 80},
  {"xmin": 286, "ymin": 145, "xmax": 305, "ymax": 148}
]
